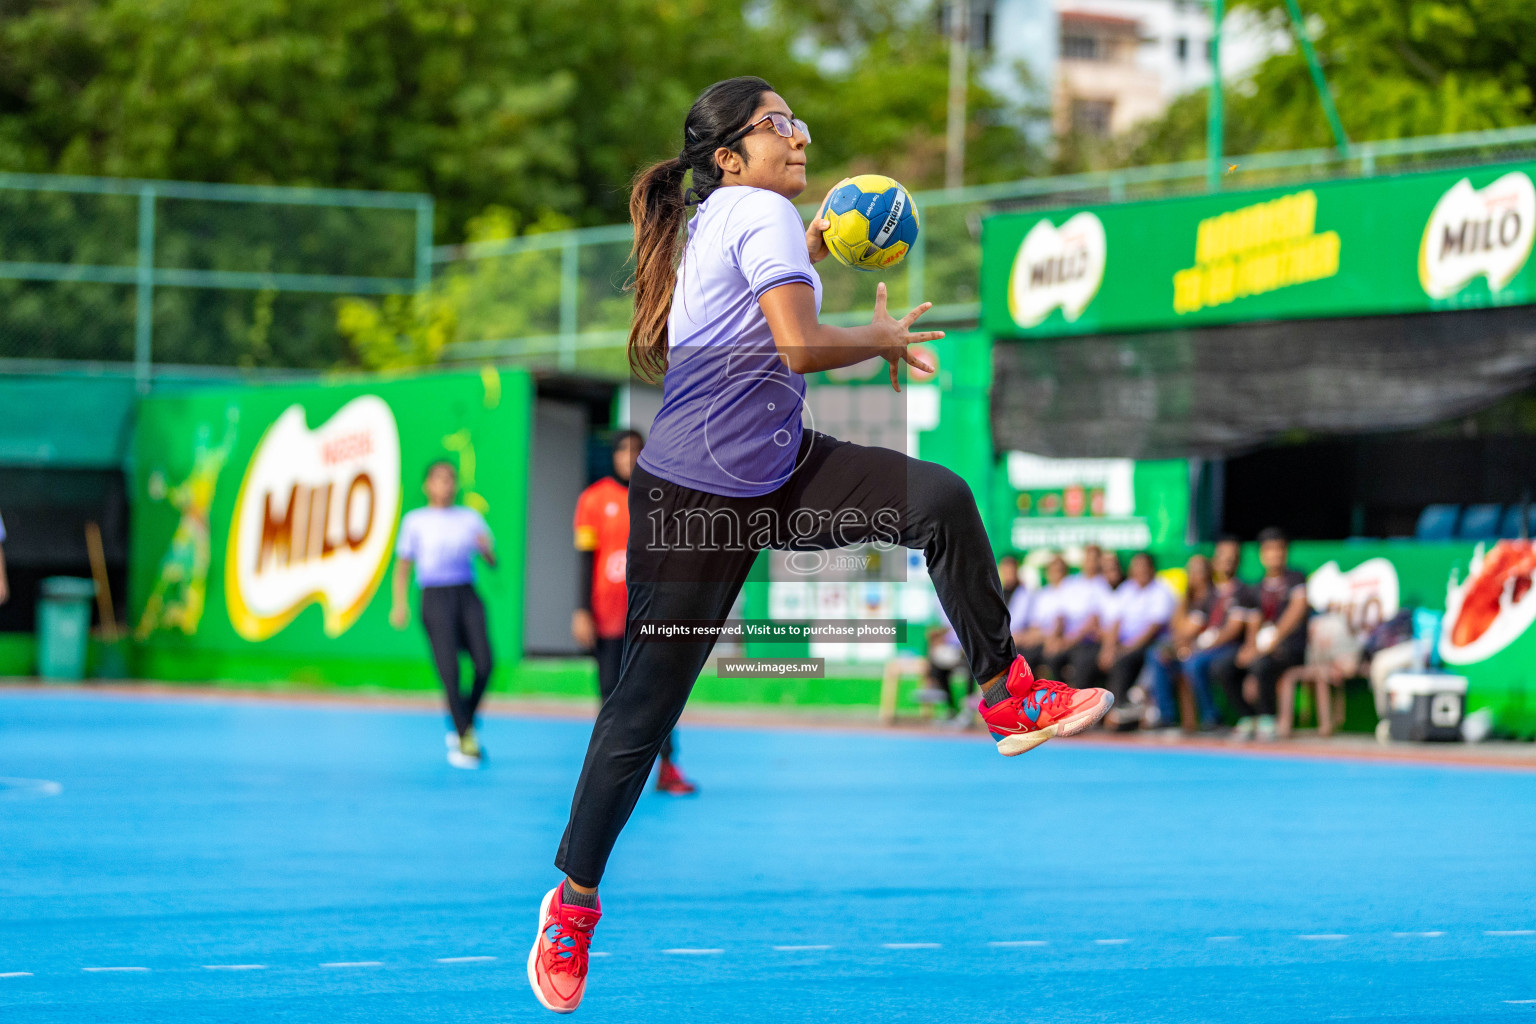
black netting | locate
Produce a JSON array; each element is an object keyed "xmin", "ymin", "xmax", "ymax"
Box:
[{"xmin": 991, "ymin": 304, "xmax": 1536, "ymax": 459}]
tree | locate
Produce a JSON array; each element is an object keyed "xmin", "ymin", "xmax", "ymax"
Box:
[
  {"xmin": 0, "ymin": 0, "xmax": 1040, "ymax": 240},
  {"xmin": 1117, "ymin": 0, "xmax": 1536, "ymax": 168}
]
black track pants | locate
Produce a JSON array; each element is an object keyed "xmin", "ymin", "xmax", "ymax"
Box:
[
  {"xmin": 420, "ymin": 584, "xmax": 494, "ymax": 735},
  {"xmin": 594, "ymin": 636, "xmax": 674, "ymax": 762},
  {"xmin": 555, "ymin": 432, "xmax": 1016, "ymax": 887}
]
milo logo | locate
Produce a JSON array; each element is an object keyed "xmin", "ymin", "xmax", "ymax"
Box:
[{"xmin": 1419, "ymin": 172, "xmax": 1535, "ymax": 299}]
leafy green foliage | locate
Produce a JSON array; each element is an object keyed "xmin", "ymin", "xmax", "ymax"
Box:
[
  {"xmin": 1120, "ymin": 0, "xmax": 1536, "ymax": 167},
  {"xmin": 0, "ymin": 0, "xmax": 1037, "ymax": 241}
]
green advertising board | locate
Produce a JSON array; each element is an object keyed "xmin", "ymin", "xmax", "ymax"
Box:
[
  {"xmin": 128, "ymin": 369, "xmax": 532, "ymax": 687},
  {"xmin": 990, "ymin": 451, "xmax": 1189, "ymax": 560},
  {"xmin": 1233, "ymin": 541, "xmax": 1532, "ymax": 738},
  {"xmin": 983, "ymin": 161, "xmax": 1536, "ymax": 338}
]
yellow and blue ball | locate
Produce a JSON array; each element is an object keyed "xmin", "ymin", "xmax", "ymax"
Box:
[{"xmin": 821, "ymin": 174, "xmax": 920, "ymax": 271}]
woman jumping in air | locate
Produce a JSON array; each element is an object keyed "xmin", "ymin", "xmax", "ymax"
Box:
[{"xmin": 527, "ymin": 76, "xmax": 1113, "ymax": 1013}]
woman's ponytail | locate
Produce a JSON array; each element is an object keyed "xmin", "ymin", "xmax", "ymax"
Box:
[
  {"xmin": 625, "ymin": 76, "xmax": 774, "ymax": 384},
  {"xmin": 627, "ymin": 156, "xmax": 690, "ymax": 384}
]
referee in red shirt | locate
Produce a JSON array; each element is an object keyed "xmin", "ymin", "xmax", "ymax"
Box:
[{"xmin": 571, "ymin": 430, "xmax": 696, "ymax": 795}]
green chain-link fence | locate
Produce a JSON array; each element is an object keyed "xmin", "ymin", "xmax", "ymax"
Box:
[
  {"xmin": 0, "ymin": 174, "xmax": 431, "ymax": 385},
  {"xmin": 4, "ymin": 125, "xmax": 1536, "ymax": 383},
  {"xmin": 431, "ymin": 124, "xmax": 1536, "ymax": 378}
]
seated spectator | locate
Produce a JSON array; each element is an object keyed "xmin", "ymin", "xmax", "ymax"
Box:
[
  {"xmin": 1155, "ymin": 538, "xmax": 1253, "ymax": 731},
  {"xmin": 1011, "ymin": 553, "xmax": 1066, "ymax": 666},
  {"xmin": 1040, "ymin": 543, "xmax": 1112, "ymax": 688},
  {"xmin": 922, "ymin": 553, "xmax": 1020, "ymax": 722},
  {"xmin": 1361, "ymin": 608, "xmax": 1417, "ymax": 721},
  {"xmin": 997, "ymin": 552, "xmax": 1021, "ymax": 609},
  {"xmin": 1099, "ymin": 552, "xmax": 1177, "ymax": 729},
  {"xmin": 1276, "ymin": 611, "xmax": 1363, "ymax": 738},
  {"xmin": 1229, "ymin": 528, "xmax": 1310, "ymax": 741},
  {"xmin": 1102, "ymin": 550, "xmax": 1124, "ymax": 591},
  {"xmin": 919, "ymin": 612, "xmax": 967, "ymax": 719},
  {"xmin": 1148, "ymin": 553, "xmax": 1211, "ymax": 730}
]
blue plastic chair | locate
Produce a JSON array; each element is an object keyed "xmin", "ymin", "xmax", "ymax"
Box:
[
  {"xmin": 1501, "ymin": 505, "xmax": 1535, "ymax": 539},
  {"xmin": 1458, "ymin": 504, "xmax": 1504, "ymax": 540},
  {"xmin": 1414, "ymin": 504, "xmax": 1461, "ymax": 541}
]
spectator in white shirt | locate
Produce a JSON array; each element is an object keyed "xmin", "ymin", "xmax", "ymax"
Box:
[
  {"xmin": 1099, "ymin": 552, "xmax": 1177, "ymax": 727},
  {"xmin": 1102, "ymin": 550, "xmax": 1124, "ymax": 591},
  {"xmin": 1040, "ymin": 543, "xmax": 1113, "ymax": 688},
  {"xmin": 1011, "ymin": 553, "xmax": 1066, "ymax": 668}
]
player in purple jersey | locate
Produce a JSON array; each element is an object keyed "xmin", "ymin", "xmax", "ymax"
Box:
[{"xmin": 527, "ymin": 76, "xmax": 1113, "ymax": 1014}]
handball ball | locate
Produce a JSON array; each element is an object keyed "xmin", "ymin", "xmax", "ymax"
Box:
[{"xmin": 821, "ymin": 174, "xmax": 920, "ymax": 271}]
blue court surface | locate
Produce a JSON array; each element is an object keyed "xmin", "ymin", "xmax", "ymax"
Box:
[{"xmin": 2, "ymin": 690, "xmax": 1534, "ymax": 1023}]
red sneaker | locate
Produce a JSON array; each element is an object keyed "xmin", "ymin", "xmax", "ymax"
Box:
[
  {"xmin": 527, "ymin": 884, "xmax": 600, "ymax": 1014},
  {"xmin": 655, "ymin": 760, "xmax": 697, "ymax": 795},
  {"xmin": 978, "ymin": 656, "xmax": 1113, "ymax": 756}
]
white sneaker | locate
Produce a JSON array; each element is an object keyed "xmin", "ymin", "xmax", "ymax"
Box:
[
  {"xmin": 1256, "ymin": 715, "xmax": 1278, "ymax": 742},
  {"xmin": 446, "ymin": 730, "xmax": 461, "ymax": 750},
  {"xmin": 1232, "ymin": 716, "xmax": 1257, "ymax": 741},
  {"xmin": 447, "ymin": 747, "xmax": 481, "ymax": 770}
]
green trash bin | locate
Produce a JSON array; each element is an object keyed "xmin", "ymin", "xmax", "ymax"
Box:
[{"xmin": 37, "ymin": 576, "xmax": 97, "ymax": 681}]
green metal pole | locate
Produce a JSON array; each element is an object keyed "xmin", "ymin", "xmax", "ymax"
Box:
[
  {"xmin": 559, "ymin": 237, "xmax": 578, "ymax": 372},
  {"xmin": 134, "ymin": 187, "xmax": 156, "ymax": 393},
  {"xmin": 907, "ymin": 223, "xmax": 925, "ymax": 308},
  {"xmin": 413, "ymin": 196, "xmax": 435, "ymax": 294},
  {"xmin": 1282, "ymin": 0, "xmax": 1350, "ymax": 157},
  {"xmin": 1206, "ymin": 0, "xmax": 1224, "ymax": 192}
]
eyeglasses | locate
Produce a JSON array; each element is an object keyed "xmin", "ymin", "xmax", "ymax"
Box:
[{"xmin": 724, "ymin": 111, "xmax": 811, "ymax": 147}]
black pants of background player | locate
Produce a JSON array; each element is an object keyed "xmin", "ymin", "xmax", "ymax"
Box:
[
  {"xmin": 421, "ymin": 583, "xmax": 494, "ymax": 736},
  {"xmin": 555, "ymin": 431, "xmax": 1017, "ymax": 888},
  {"xmin": 1040, "ymin": 639, "xmax": 1102, "ymax": 690},
  {"xmin": 1222, "ymin": 634, "xmax": 1307, "ymax": 717},
  {"xmin": 925, "ymin": 660, "xmax": 974, "ymax": 715},
  {"xmin": 593, "ymin": 636, "xmax": 674, "ymax": 762}
]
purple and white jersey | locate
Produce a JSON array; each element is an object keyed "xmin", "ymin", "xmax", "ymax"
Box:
[
  {"xmin": 637, "ymin": 186, "xmax": 823, "ymax": 497},
  {"xmin": 397, "ymin": 505, "xmax": 490, "ymax": 588}
]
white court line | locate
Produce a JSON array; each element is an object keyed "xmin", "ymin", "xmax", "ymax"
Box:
[
  {"xmin": 1095, "ymin": 939, "xmax": 1129, "ymax": 945},
  {"xmin": 1393, "ymin": 932, "xmax": 1444, "ymax": 938},
  {"xmin": 773, "ymin": 945, "xmax": 832, "ymax": 951},
  {"xmin": 321, "ymin": 961, "xmax": 383, "ymax": 968},
  {"xmin": 1207, "ymin": 936, "xmax": 1240, "ymax": 942},
  {"xmin": 663, "ymin": 949, "xmax": 723, "ymax": 956},
  {"xmin": 988, "ymin": 940, "xmax": 1048, "ymax": 947},
  {"xmin": 0, "ymin": 777, "xmax": 62, "ymax": 798},
  {"xmin": 1505, "ymin": 999, "xmax": 1536, "ymax": 1004},
  {"xmin": 590, "ymin": 952, "xmax": 611, "ymax": 958},
  {"xmin": 435, "ymin": 956, "xmax": 497, "ymax": 964},
  {"xmin": 1298, "ymin": 934, "xmax": 1348, "ymax": 941},
  {"xmin": 82, "ymin": 966, "xmax": 149, "ymax": 972},
  {"xmin": 1487, "ymin": 930, "xmax": 1536, "ymax": 937},
  {"xmin": 1, "ymin": 972, "xmax": 33, "ymax": 978},
  {"xmin": 882, "ymin": 943, "xmax": 941, "ymax": 950},
  {"xmin": 202, "ymin": 964, "xmax": 265, "ymax": 971}
]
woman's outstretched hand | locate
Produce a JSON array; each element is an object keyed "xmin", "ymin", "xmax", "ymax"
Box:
[{"xmin": 871, "ymin": 281, "xmax": 941, "ymax": 392}]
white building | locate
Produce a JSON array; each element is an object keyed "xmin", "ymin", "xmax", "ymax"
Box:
[
  {"xmin": 950, "ymin": 0, "xmax": 1275, "ymax": 141},
  {"xmin": 1051, "ymin": 0, "xmax": 1275, "ymax": 138}
]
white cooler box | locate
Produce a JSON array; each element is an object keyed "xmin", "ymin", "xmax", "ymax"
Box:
[{"xmin": 1384, "ymin": 672, "xmax": 1468, "ymax": 742}]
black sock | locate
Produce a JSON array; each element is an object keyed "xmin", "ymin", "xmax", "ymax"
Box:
[
  {"xmin": 982, "ymin": 676, "xmax": 1012, "ymax": 707},
  {"xmin": 561, "ymin": 880, "xmax": 598, "ymax": 909}
]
